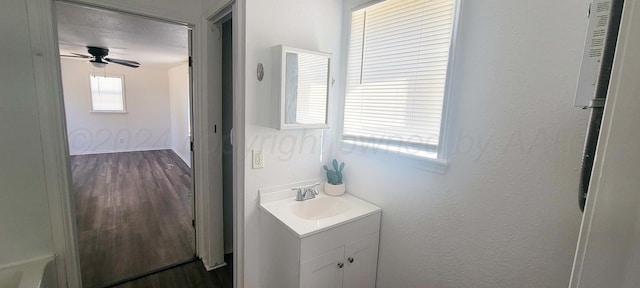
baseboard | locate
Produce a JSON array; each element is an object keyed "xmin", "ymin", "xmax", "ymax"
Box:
[
  {"xmin": 204, "ymin": 261, "xmax": 227, "ymax": 271},
  {"xmin": 172, "ymin": 149, "xmax": 191, "ymax": 167},
  {"xmin": 0, "ymin": 254, "xmax": 54, "ymax": 270},
  {"xmin": 69, "ymin": 146, "xmax": 171, "ymax": 156},
  {"xmin": 103, "ymin": 258, "xmax": 198, "ymax": 287}
]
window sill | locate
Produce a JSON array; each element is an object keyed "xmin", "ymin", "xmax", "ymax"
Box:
[{"xmin": 339, "ymin": 140, "xmax": 448, "ymax": 174}]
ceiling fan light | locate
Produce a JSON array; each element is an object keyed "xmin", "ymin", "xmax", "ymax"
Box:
[{"xmin": 91, "ymin": 61, "xmax": 106, "ymax": 69}]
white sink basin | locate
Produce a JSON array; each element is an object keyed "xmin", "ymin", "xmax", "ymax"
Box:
[
  {"xmin": 290, "ymin": 197, "xmax": 352, "ymax": 220},
  {"xmin": 259, "ymin": 180, "xmax": 381, "ymax": 237}
]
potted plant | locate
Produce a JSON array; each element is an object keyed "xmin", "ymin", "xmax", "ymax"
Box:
[{"xmin": 323, "ymin": 159, "xmax": 346, "ymax": 196}]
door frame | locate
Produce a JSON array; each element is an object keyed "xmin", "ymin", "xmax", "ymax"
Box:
[
  {"xmin": 569, "ymin": 0, "xmax": 640, "ymax": 286},
  {"xmin": 24, "ymin": 0, "xmax": 235, "ymax": 286},
  {"xmin": 205, "ymin": 1, "xmax": 246, "ymax": 286}
]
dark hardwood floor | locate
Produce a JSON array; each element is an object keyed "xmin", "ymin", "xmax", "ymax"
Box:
[
  {"xmin": 71, "ymin": 150, "xmax": 195, "ymax": 288},
  {"xmin": 110, "ymin": 255, "xmax": 233, "ymax": 288}
]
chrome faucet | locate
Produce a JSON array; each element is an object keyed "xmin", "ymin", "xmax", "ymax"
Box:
[{"xmin": 293, "ymin": 183, "xmax": 320, "ymax": 201}]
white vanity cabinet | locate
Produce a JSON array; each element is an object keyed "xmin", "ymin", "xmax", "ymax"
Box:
[
  {"xmin": 300, "ymin": 232, "xmax": 380, "ymax": 288},
  {"xmin": 299, "ymin": 246, "xmax": 344, "ymax": 288},
  {"xmin": 259, "ymin": 208, "xmax": 381, "ymax": 288},
  {"xmin": 342, "ymin": 232, "xmax": 380, "ymax": 288}
]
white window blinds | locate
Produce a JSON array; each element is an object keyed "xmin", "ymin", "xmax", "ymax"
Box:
[
  {"xmin": 90, "ymin": 75, "xmax": 125, "ymax": 112},
  {"xmin": 343, "ymin": 0, "xmax": 455, "ymax": 152}
]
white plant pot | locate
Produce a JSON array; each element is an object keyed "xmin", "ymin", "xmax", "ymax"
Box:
[{"xmin": 324, "ymin": 182, "xmax": 346, "ymax": 196}]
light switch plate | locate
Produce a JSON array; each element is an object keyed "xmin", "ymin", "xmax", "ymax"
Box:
[{"xmin": 252, "ymin": 149, "xmax": 264, "ymax": 169}]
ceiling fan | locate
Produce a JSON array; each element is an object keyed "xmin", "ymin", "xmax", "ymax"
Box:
[{"xmin": 61, "ymin": 46, "xmax": 140, "ymax": 68}]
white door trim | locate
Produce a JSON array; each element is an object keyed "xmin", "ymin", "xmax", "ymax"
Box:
[
  {"xmin": 569, "ymin": 0, "xmax": 640, "ymax": 286},
  {"xmin": 203, "ymin": 1, "xmax": 247, "ymax": 286},
  {"xmin": 25, "ymin": 0, "xmax": 81, "ymax": 286},
  {"xmin": 232, "ymin": 2, "xmax": 246, "ymax": 286},
  {"xmin": 26, "ymin": 0, "xmax": 227, "ymax": 286}
]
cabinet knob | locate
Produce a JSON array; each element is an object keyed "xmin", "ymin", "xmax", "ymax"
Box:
[
  {"xmin": 337, "ymin": 262, "xmax": 344, "ymax": 268},
  {"xmin": 347, "ymin": 257, "xmax": 354, "ymax": 263}
]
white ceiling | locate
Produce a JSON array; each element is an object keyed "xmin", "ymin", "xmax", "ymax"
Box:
[{"xmin": 56, "ymin": 2, "xmax": 189, "ymax": 67}]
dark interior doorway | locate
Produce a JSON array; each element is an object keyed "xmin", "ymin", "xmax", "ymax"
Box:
[{"xmin": 221, "ymin": 17, "xmax": 234, "ymax": 256}]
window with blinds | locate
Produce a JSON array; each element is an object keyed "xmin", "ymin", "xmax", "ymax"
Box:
[
  {"xmin": 90, "ymin": 75, "xmax": 126, "ymax": 112},
  {"xmin": 343, "ymin": 0, "xmax": 455, "ymax": 158}
]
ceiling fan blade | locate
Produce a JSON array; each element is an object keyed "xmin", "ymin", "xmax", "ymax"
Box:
[
  {"xmin": 70, "ymin": 52, "xmax": 92, "ymax": 58},
  {"xmin": 105, "ymin": 58, "xmax": 140, "ymax": 68},
  {"xmin": 61, "ymin": 54, "xmax": 90, "ymax": 59}
]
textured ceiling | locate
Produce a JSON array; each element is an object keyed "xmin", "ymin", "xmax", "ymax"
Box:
[{"xmin": 56, "ymin": 2, "xmax": 189, "ymax": 67}]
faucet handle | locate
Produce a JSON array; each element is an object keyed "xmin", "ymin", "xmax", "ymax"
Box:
[
  {"xmin": 305, "ymin": 183, "xmax": 320, "ymax": 195},
  {"xmin": 292, "ymin": 187, "xmax": 304, "ymax": 201}
]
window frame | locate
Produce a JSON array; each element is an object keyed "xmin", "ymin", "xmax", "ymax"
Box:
[
  {"xmin": 88, "ymin": 73, "xmax": 127, "ymax": 114},
  {"xmin": 338, "ymin": 0, "xmax": 463, "ymax": 173}
]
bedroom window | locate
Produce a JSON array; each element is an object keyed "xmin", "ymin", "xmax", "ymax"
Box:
[
  {"xmin": 90, "ymin": 74, "xmax": 126, "ymax": 112},
  {"xmin": 342, "ymin": 0, "xmax": 458, "ymax": 163}
]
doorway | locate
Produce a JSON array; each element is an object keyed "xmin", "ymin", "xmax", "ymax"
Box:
[
  {"xmin": 56, "ymin": 2, "xmax": 196, "ymax": 287},
  {"xmin": 221, "ymin": 16, "xmax": 234, "ymax": 258}
]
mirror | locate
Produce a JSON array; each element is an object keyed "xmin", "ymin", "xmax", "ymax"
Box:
[{"xmin": 273, "ymin": 45, "xmax": 331, "ymax": 129}]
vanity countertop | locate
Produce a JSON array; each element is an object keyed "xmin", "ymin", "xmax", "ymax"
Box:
[{"xmin": 259, "ymin": 180, "xmax": 381, "ymax": 238}]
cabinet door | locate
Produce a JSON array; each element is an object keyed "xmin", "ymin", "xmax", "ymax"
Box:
[
  {"xmin": 343, "ymin": 233, "xmax": 380, "ymax": 288},
  {"xmin": 300, "ymin": 246, "xmax": 345, "ymax": 288}
]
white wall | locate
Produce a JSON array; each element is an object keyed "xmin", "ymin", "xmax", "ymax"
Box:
[
  {"xmin": 61, "ymin": 58, "xmax": 172, "ymax": 155},
  {"xmin": 169, "ymin": 63, "xmax": 191, "ymax": 166},
  {"xmin": 243, "ymin": 0, "xmax": 343, "ymax": 286},
  {"xmin": 330, "ymin": 0, "xmax": 589, "ymax": 287},
  {"xmin": 241, "ymin": 0, "xmax": 590, "ymax": 287},
  {"xmin": 0, "ymin": 0, "xmax": 54, "ymax": 267}
]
